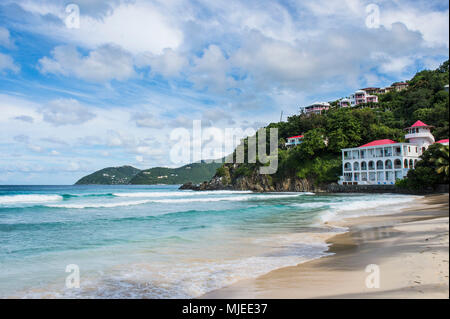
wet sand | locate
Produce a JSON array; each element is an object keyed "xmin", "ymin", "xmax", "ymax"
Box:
[{"xmin": 201, "ymin": 194, "xmax": 449, "ymax": 299}]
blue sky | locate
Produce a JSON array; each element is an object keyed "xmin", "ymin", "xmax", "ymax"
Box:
[{"xmin": 0, "ymin": 0, "xmax": 449, "ymax": 184}]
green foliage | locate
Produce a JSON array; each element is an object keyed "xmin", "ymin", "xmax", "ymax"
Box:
[
  {"xmin": 75, "ymin": 166, "xmax": 141, "ymax": 185},
  {"xmin": 233, "ymin": 164, "xmax": 254, "ymax": 178},
  {"xmin": 130, "ymin": 161, "xmax": 222, "ymax": 184},
  {"xmin": 224, "ymin": 60, "xmax": 449, "ymax": 188},
  {"xmin": 397, "ymin": 144, "xmax": 449, "ymax": 191}
]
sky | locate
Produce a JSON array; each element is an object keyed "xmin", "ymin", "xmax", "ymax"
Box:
[{"xmin": 0, "ymin": 0, "xmax": 449, "ymax": 184}]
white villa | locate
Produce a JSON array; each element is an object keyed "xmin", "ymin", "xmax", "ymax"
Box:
[
  {"xmin": 302, "ymin": 102, "xmax": 330, "ymax": 115},
  {"xmin": 338, "ymin": 120, "xmax": 442, "ymax": 185},
  {"xmin": 285, "ymin": 135, "xmax": 304, "ymax": 147}
]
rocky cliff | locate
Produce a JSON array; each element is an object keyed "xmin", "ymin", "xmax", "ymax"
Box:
[{"xmin": 179, "ymin": 163, "xmax": 328, "ymax": 192}]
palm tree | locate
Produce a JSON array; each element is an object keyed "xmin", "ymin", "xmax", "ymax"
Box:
[{"xmin": 430, "ymin": 144, "xmax": 449, "ymax": 178}]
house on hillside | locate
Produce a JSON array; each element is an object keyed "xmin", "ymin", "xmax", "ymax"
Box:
[
  {"xmin": 302, "ymin": 102, "xmax": 330, "ymax": 115},
  {"xmin": 285, "ymin": 135, "xmax": 304, "ymax": 147},
  {"xmin": 338, "ymin": 120, "xmax": 440, "ymax": 185}
]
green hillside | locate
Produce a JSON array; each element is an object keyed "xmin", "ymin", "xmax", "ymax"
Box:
[
  {"xmin": 211, "ymin": 59, "xmax": 449, "ymax": 191},
  {"xmin": 75, "ymin": 166, "xmax": 141, "ymax": 185},
  {"xmin": 129, "ymin": 161, "xmax": 222, "ymax": 185}
]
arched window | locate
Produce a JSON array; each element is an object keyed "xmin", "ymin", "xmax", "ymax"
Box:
[
  {"xmin": 414, "ymin": 159, "xmax": 418, "ymax": 166},
  {"xmin": 361, "ymin": 161, "xmax": 367, "ymax": 170},
  {"xmin": 376, "ymin": 160, "xmax": 384, "ymax": 170},
  {"xmin": 385, "ymin": 159, "xmax": 393, "ymax": 169},
  {"xmin": 368, "ymin": 161, "xmax": 375, "ymax": 170},
  {"xmin": 409, "ymin": 159, "xmax": 414, "ymax": 168},
  {"xmin": 353, "ymin": 162, "xmax": 360, "ymax": 171},
  {"xmin": 344, "ymin": 162, "xmax": 352, "ymax": 171},
  {"xmin": 394, "ymin": 159, "xmax": 402, "ymax": 169},
  {"xmin": 404, "ymin": 159, "xmax": 408, "ymax": 168}
]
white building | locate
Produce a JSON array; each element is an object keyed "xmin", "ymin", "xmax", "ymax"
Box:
[
  {"xmin": 285, "ymin": 135, "xmax": 304, "ymax": 147},
  {"xmin": 339, "ymin": 90, "xmax": 378, "ymax": 108},
  {"xmin": 338, "ymin": 120, "xmax": 436, "ymax": 185},
  {"xmin": 302, "ymin": 102, "xmax": 330, "ymax": 115}
]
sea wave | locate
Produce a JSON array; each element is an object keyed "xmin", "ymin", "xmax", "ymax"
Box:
[
  {"xmin": 112, "ymin": 190, "xmax": 253, "ymax": 198},
  {"xmin": 43, "ymin": 193, "xmax": 302, "ymax": 209},
  {"xmin": 0, "ymin": 194, "xmax": 63, "ymax": 204},
  {"xmin": 319, "ymin": 195, "xmax": 420, "ymax": 222}
]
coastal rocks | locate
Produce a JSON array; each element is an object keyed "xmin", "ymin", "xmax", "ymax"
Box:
[{"xmin": 179, "ymin": 163, "xmax": 328, "ymax": 193}]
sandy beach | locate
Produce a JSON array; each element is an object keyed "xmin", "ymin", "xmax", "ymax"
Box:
[{"xmin": 202, "ymin": 193, "xmax": 449, "ymax": 299}]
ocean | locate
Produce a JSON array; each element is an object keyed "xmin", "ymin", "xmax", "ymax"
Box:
[{"xmin": 0, "ymin": 185, "xmax": 419, "ymax": 298}]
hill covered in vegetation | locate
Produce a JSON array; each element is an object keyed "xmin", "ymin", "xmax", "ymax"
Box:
[
  {"xmin": 75, "ymin": 166, "xmax": 141, "ymax": 185},
  {"xmin": 129, "ymin": 161, "xmax": 222, "ymax": 185},
  {"xmin": 75, "ymin": 161, "xmax": 222, "ymax": 185},
  {"xmin": 194, "ymin": 60, "xmax": 449, "ymax": 192}
]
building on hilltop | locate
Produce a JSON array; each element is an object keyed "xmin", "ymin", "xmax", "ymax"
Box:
[
  {"xmin": 391, "ymin": 81, "xmax": 409, "ymax": 91},
  {"xmin": 285, "ymin": 135, "xmax": 304, "ymax": 147},
  {"xmin": 301, "ymin": 102, "xmax": 330, "ymax": 115},
  {"xmin": 338, "ymin": 120, "xmax": 443, "ymax": 186}
]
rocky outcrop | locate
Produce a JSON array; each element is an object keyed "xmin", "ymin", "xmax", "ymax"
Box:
[{"xmin": 179, "ymin": 163, "xmax": 328, "ymax": 192}]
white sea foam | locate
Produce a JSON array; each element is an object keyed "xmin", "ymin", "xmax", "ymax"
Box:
[
  {"xmin": 0, "ymin": 194, "xmax": 62, "ymax": 205},
  {"xmin": 319, "ymin": 195, "xmax": 420, "ymax": 222},
  {"xmin": 46, "ymin": 200, "xmax": 152, "ymax": 209},
  {"xmin": 21, "ymin": 244, "xmax": 331, "ymax": 299},
  {"xmin": 113, "ymin": 190, "xmax": 253, "ymax": 198},
  {"xmin": 44, "ymin": 193, "xmax": 303, "ymax": 208}
]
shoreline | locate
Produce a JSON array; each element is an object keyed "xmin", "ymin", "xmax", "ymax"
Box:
[{"xmin": 201, "ymin": 193, "xmax": 449, "ymax": 299}]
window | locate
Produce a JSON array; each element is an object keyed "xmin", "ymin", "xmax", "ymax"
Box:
[
  {"xmin": 353, "ymin": 162, "xmax": 360, "ymax": 171},
  {"xmin": 384, "ymin": 147, "xmax": 392, "ymax": 157},
  {"xmin": 369, "ymin": 172, "xmax": 376, "ymax": 181},
  {"xmin": 377, "ymin": 171, "xmax": 384, "ymax": 181},
  {"xmin": 376, "ymin": 148, "xmax": 383, "ymax": 157},
  {"xmin": 361, "ymin": 173, "xmax": 368, "ymax": 181},
  {"xmin": 395, "ymin": 170, "xmax": 403, "ymax": 180},
  {"xmin": 386, "ymin": 171, "xmax": 393, "ymax": 181},
  {"xmin": 376, "ymin": 160, "xmax": 384, "ymax": 170},
  {"xmin": 368, "ymin": 161, "xmax": 375, "ymax": 170},
  {"xmin": 361, "ymin": 161, "xmax": 367, "ymax": 170},
  {"xmin": 409, "ymin": 159, "xmax": 414, "ymax": 168},
  {"xmin": 385, "ymin": 159, "xmax": 393, "ymax": 169},
  {"xmin": 344, "ymin": 162, "xmax": 352, "ymax": 171},
  {"xmin": 404, "ymin": 159, "xmax": 408, "ymax": 168},
  {"xmin": 394, "ymin": 159, "xmax": 401, "ymax": 169}
]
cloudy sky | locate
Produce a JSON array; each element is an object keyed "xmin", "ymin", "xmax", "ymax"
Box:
[{"xmin": 0, "ymin": 0, "xmax": 449, "ymax": 184}]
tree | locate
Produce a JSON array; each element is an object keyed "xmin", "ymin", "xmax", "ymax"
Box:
[{"xmin": 429, "ymin": 144, "xmax": 449, "ymax": 178}]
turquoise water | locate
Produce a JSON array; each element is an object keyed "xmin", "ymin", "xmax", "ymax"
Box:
[{"xmin": 0, "ymin": 185, "xmax": 418, "ymax": 298}]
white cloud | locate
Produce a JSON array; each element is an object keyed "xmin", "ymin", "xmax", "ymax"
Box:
[
  {"xmin": 136, "ymin": 48, "xmax": 187, "ymax": 77},
  {"xmin": 17, "ymin": 0, "xmax": 183, "ymax": 55},
  {"xmin": 0, "ymin": 52, "xmax": 20, "ymax": 74},
  {"xmin": 41, "ymin": 98, "xmax": 96, "ymax": 126},
  {"xmin": 190, "ymin": 45, "xmax": 235, "ymax": 91},
  {"xmin": 0, "ymin": 27, "xmax": 15, "ymax": 48},
  {"xmin": 132, "ymin": 112, "xmax": 165, "ymax": 129},
  {"xmin": 38, "ymin": 44, "xmax": 135, "ymax": 82},
  {"xmin": 135, "ymin": 155, "xmax": 144, "ymax": 163},
  {"xmin": 13, "ymin": 115, "xmax": 34, "ymax": 123}
]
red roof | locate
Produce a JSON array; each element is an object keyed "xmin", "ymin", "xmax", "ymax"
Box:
[
  {"xmin": 358, "ymin": 139, "xmax": 397, "ymax": 148},
  {"xmin": 411, "ymin": 120, "xmax": 429, "ymax": 127},
  {"xmin": 436, "ymin": 139, "xmax": 449, "ymax": 144},
  {"xmin": 287, "ymin": 135, "xmax": 304, "ymax": 139}
]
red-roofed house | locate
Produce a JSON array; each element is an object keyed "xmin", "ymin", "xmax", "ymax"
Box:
[
  {"xmin": 405, "ymin": 120, "xmax": 435, "ymax": 153},
  {"xmin": 285, "ymin": 135, "xmax": 304, "ymax": 147},
  {"xmin": 338, "ymin": 121, "xmax": 437, "ymax": 186},
  {"xmin": 436, "ymin": 139, "xmax": 449, "ymax": 146}
]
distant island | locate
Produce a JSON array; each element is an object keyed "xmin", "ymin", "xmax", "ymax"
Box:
[{"xmin": 75, "ymin": 161, "xmax": 222, "ymax": 185}]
